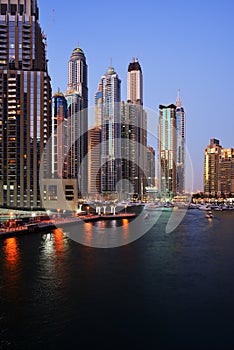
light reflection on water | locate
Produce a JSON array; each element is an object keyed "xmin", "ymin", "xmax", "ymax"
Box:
[{"xmin": 4, "ymin": 237, "xmax": 19, "ymax": 269}]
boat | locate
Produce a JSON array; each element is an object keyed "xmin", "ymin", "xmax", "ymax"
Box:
[
  {"xmin": 144, "ymin": 203, "xmax": 164, "ymax": 211},
  {"xmin": 205, "ymin": 211, "xmax": 214, "ymax": 219},
  {"xmin": 198, "ymin": 204, "xmax": 211, "ymax": 211}
]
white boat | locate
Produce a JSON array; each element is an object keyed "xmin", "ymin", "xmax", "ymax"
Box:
[
  {"xmin": 144, "ymin": 203, "xmax": 164, "ymax": 211},
  {"xmin": 205, "ymin": 211, "xmax": 214, "ymax": 218},
  {"xmin": 198, "ymin": 204, "xmax": 211, "ymax": 211}
]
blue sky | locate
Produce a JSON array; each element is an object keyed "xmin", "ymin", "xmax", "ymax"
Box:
[{"xmin": 39, "ymin": 0, "xmax": 234, "ymax": 191}]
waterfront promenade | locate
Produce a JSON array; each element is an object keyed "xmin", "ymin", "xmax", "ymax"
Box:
[{"xmin": 0, "ymin": 213, "xmax": 136, "ymax": 239}]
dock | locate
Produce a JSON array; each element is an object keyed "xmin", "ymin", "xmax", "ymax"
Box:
[{"xmin": 0, "ymin": 213, "xmax": 136, "ymax": 239}]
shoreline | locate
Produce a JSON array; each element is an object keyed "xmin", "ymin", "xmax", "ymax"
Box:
[{"xmin": 0, "ymin": 213, "xmax": 136, "ymax": 239}]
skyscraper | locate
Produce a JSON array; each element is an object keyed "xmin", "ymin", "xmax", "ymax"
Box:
[
  {"xmin": 204, "ymin": 138, "xmax": 222, "ymax": 194},
  {"xmin": 176, "ymin": 90, "xmax": 185, "ymax": 194},
  {"xmin": 0, "ymin": 0, "xmax": 52, "ymax": 208},
  {"xmin": 67, "ymin": 47, "xmax": 88, "ymax": 110},
  {"xmin": 122, "ymin": 58, "xmax": 146, "ymax": 197},
  {"xmin": 88, "ymin": 126, "xmax": 101, "ymax": 197},
  {"xmin": 65, "ymin": 47, "xmax": 88, "ymax": 197},
  {"xmin": 146, "ymin": 145, "xmax": 155, "ymax": 187},
  {"xmin": 219, "ymin": 148, "xmax": 234, "ymax": 194},
  {"xmin": 100, "ymin": 66, "xmax": 121, "ymax": 195},
  {"xmin": 158, "ymin": 104, "xmax": 177, "ymax": 196},
  {"xmin": 127, "ymin": 58, "xmax": 143, "ymax": 105},
  {"xmin": 51, "ymin": 91, "xmax": 68, "ymax": 179}
]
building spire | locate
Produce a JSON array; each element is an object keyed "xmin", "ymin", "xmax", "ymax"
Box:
[{"xmin": 176, "ymin": 89, "xmax": 182, "ymax": 108}]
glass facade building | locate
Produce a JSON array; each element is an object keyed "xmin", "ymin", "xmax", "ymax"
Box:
[
  {"xmin": 65, "ymin": 47, "xmax": 88, "ymax": 197},
  {"xmin": 0, "ymin": 0, "xmax": 52, "ymax": 208},
  {"xmin": 100, "ymin": 66, "xmax": 121, "ymax": 195},
  {"xmin": 120, "ymin": 59, "xmax": 147, "ymax": 198},
  {"xmin": 51, "ymin": 91, "xmax": 68, "ymax": 179},
  {"xmin": 175, "ymin": 90, "xmax": 185, "ymax": 194},
  {"xmin": 158, "ymin": 104, "xmax": 177, "ymax": 196}
]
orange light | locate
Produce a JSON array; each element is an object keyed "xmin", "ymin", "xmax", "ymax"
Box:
[
  {"xmin": 54, "ymin": 228, "xmax": 64, "ymax": 254},
  {"xmin": 4, "ymin": 237, "xmax": 19, "ymax": 268}
]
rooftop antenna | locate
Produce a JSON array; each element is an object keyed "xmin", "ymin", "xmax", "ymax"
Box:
[
  {"xmin": 176, "ymin": 89, "xmax": 182, "ymax": 107},
  {"xmin": 110, "ymin": 57, "xmax": 113, "ymax": 67}
]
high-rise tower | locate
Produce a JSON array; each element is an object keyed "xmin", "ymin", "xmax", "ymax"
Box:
[
  {"xmin": 100, "ymin": 66, "xmax": 121, "ymax": 195},
  {"xmin": 0, "ymin": 0, "xmax": 52, "ymax": 208},
  {"xmin": 204, "ymin": 138, "xmax": 222, "ymax": 194},
  {"xmin": 67, "ymin": 47, "xmax": 88, "ymax": 110},
  {"xmin": 219, "ymin": 148, "xmax": 234, "ymax": 194},
  {"xmin": 127, "ymin": 58, "xmax": 143, "ymax": 105},
  {"xmin": 88, "ymin": 126, "xmax": 101, "ymax": 197},
  {"xmin": 52, "ymin": 91, "xmax": 68, "ymax": 179},
  {"xmin": 122, "ymin": 58, "xmax": 146, "ymax": 198},
  {"xmin": 146, "ymin": 145, "xmax": 155, "ymax": 187},
  {"xmin": 158, "ymin": 104, "xmax": 177, "ymax": 196},
  {"xmin": 66, "ymin": 47, "xmax": 88, "ymax": 197},
  {"xmin": 176, "ymin": 90, "xmax": 185, "ymax": 194}
]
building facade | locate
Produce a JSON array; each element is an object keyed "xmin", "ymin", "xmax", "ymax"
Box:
[
  {"xmin": 100, "ymin": 66, "xmax": 121, "ymax": 195},
  {"xmin": 65, "ymin": 47, "xmax": 88, "ymax": 197},
  {"xmin": 219, "ymin": 148, "xmax": 234, "ymax": 194},
  {"xmin": 51, "ymin": 91, "xmax": 68, "ymax": 179},
  {"xmin": 175, "ymin": 90, "xmax": 185, "ymax": 194},
  {"xmin": 127, "ymin": 58, "xmax": 143, "ymax": 105},
  {"xmin": 94, "ymin": 82, "xmax": 102, "ymax": 127},
  {"xmin": 42, "ymin": 91, "xmax": 78, "ymax": 212},
  {"xmin": 204, "ymin": 138, "xmax": 222, "ymax": 194},
  {"xmin": 158, "ymin": 104, "xmax": 177, "ymax": 196},
  {"xmin": 88, "ymin": 126, "xmax": 101, "ymax": 197},
  {"xmin": 121, "ymin": 58, "xmax": 147, "ymax": 198},
  {"xmin": 146, "ymin": 145, "xmax": 155, "ymax": 187},
  {"xmin": 0, "ymin": 0, "xmax": 52, "ymax": 208}
]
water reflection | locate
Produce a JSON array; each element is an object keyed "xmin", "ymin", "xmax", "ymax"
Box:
[
  {"xmin": 122, "ymin": 219, "xmax": 129, "ymax": 238},
  {"xmin": 68, "ymin": 218, "xmax": 134, "ymax": 248},
  {"xmin": 54, "ymin": 228, "xmax": 65, "ymax": 256},
  {"xmin": 2, "ymin": 238, "xmax": 20, "ymax": 302},
  {"xmin": 4, "ymin": 238, "xmax": 19, "ymax": 270},
  {"xmin": 83, "ymin": 223, "xmax": 93, "ymax": 246}
]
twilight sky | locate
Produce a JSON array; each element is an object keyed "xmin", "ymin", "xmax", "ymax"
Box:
[{"xmin": 39, "ymin": 0, "xmax": 234, "ymax": 192}]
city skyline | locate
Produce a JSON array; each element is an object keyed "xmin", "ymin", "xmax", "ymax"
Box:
[{"xmin": 39, "ymin": 0, "xmax": 234, "ymax": 192}]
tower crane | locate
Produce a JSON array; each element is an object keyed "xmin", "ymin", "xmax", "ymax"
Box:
[{"xmin": 42, "ymin": 9, "xmax": 55, "ymax": 52}]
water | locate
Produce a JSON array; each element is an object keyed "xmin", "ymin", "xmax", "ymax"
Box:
[{"xmin": 1, "ymin": 210, "xmax": 234, "ymax": 349}]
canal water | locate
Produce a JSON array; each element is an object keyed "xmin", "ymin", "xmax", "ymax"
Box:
[{"xmin": 1, "ymin": 210, "xmax": 234, "ymax": 349}]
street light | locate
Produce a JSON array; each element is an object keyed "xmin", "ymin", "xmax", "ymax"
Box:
[{"xmin": 87, "ymin": 206, "xmax": 90, "ymax": 215}]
